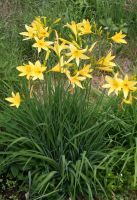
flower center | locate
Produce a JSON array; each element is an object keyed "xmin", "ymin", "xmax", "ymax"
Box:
[
  {"xmin": 35, "ymin": 69, "xmax": 41, "ymax": 74},
  {"xmin": 73, "ymin": 50, "xmax": 81, "ymax": 58},
  {"xmin": 26, "ymin": 66, "xmax": 32, "ymax": 73},
  {"xmin": 112, "ymin": 80, "xmax": 119, "ymax": 88},
  {"xmin": 123, "ymin": 83, "xmax": 129, "ymax": 87},
  {"xmin": 38, "ymin": 41, "xmax": 44, "ymax": 46}
]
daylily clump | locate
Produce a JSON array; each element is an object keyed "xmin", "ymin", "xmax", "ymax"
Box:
[{"xmin": 5, "ymin": 16, "xmax": 137, "ymax": 108}]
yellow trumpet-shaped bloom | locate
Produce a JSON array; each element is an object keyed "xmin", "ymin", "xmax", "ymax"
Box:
[
  {"xmin": 65, "ymin": 21, "xmax": 79, "ymax": 38},
  {"xmin": 66, "ymin": 44, "xmax": 89, "ymax": 66},
  {"xmin": 37, "ymin": 27, "xmax": 50, "ymax": 39},
  {"xmin": 102, "ymin": 73, "xmax": 122, "ymax": 95},
  {"xmin": 50, "ymin": 63, "xmax": 62, "ymax": 73},
  {"xmin": 65, "ymin": 20, "xmax": 92, "ymax": 37},
  {"xmin": 33, "ymin": 38, "xmax": 53, "ymax": 53},
  {"xmin": 5, "ymin": 92, "xmax": 21, "ymax": 108},
  {"xmin": 50, "ymin": 56, "xmax": 68, "ymax": 74},
  {"xmin": 111, "ymin": 31, "xmax": 127, "ymax": 44},
  {"xmin": 78, "ymin": 64, "xmax": 93, "ymax": 78},
  {"xmin": 20, "ymin": 17, "xmax": 50, "ymax": 40},
  {"xmin": 51, "ymin": 40, "xmax": 68, "ymax": 57},
  {"xmin": 20, "ymin": 25, "xmax": 37, "ymax": 40},
  {"xmin": 16, "ymin": 62, "xmax": 34, "ymax": 80},
  {"xmin": 50, "ymin": 63, "xmax": 69, "ymax": 74},
  {"xmin": 66, "ymin": 72, "xmax": 86, "ymax": 89},
  {"xmin": 50, "ymin": 56, "xmax": 64, "ymax": 72},
  {"xmin": 121, "ymin": 75, "xmax": 137, "ymax": 99},
  {"xmin": 31, "ymin": 16, "xmax": 44, "ymax": 30},
  {"xmin": 32, "ymin": 60, "xmax": 46, "ymax": 80},
  {"xmin": 97, "ymin": 52, "xmax": 116, "ymax": 72},
  {"xmin": 78, "ymin": 19, "xmax": 92, "ymax": 35}
]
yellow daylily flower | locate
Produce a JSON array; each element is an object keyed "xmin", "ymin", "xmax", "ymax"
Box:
[
  {"xmin": 102, "ymin": 73, "xmax": 122, "ymax": 95},
  {"xmin": 78, "ymin": 19, "xmax": 92, "ymax": 35},
  {"xmin": 20, "ymin": 25, "xmax": 36, "ymax": 40},
  {"xmin": 31, "ymin": 16, "xmax": 44, "ymax": 30},
  {"xmin": 33, "ymin": 38, "xmax": 53, "ymax": 53},
  {"xmin": 51, "ymin": 40, "xmax": 68, "ymax": 57},
  {"xmin": 50, "ymin": 63, "xmax": 69, "ymax": 74},
  {"xmin": 50, "ymin": 57, "xmax": 69, "ymax": 74},
  {"xmin": 50, "ymin": 63, "xmax": 61, "ymax": 73},
  {"xmin": 31, "ymin": 17, "xmax": 50, "ymax": 39},
  {"xmin": 16, "ymin": 62, "xmax": 34, "ymax": 80},
  {"xmin": 65, "ymin": 21, "xmax": 79, "ymax": 38},
  {"xmin": 32, "ymin": 60, "xmax": 46, "ymax": 80},
  {"xmin": 5, "ymin": 92, "xmax": 21, "ymax": 108},
  {"xmin": 66, "ymin": 72, "xmax": 86, "ymax": 89},
  {"xmin": 50, "ymin": 56, "xmax": 64, "ymax": 72},
  {"xmin": 121, "ymin": 75, "xmax": 137, "ymax": 99},
  {"xmin": 66, "ymin": 44, "xmax": 89, "ymax": 66},
  {"xmin": 78, "ymin": 64, "xmax": 93, "ymax": 78},
  {"xmin": 97, "ymin": 52, "xmax": 116, "ymax": 72},
  {"xmin": 111, "ymin": 31, "xmax": 127, "ymax": 44},
  {"xmin": 37, "ymin": 27, "xmax": 50, "ymax": 39}
]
